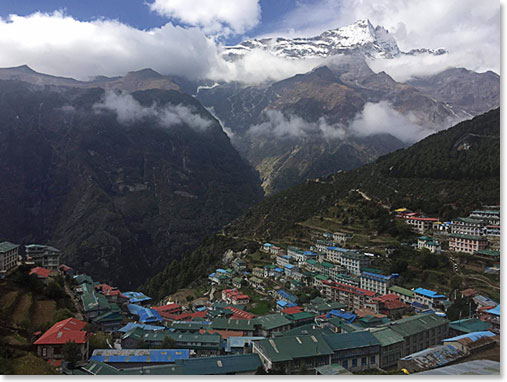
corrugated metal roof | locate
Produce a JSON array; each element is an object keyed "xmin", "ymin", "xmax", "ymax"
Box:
[
  {"xmin": 415, "ymin": 360, "xmax": 500, "ymax": 375},
  {"xmin": 323, "ymin": 331, "xmax": 380, "ymax": 351},
  {"xmin": 442, "ymin": 330, "xmax": 495, "ymax": 343}
]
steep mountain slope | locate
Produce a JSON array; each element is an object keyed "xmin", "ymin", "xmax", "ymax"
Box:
[
  {"xmin": 197, "ymin": 56, "xmax": 465, "ymax": 194},
  {"xmin": 407, "ymin": 68, "xmax": 500, "ymax": 116},
  {"xmin": 143, "ymin": 108, "xmax": 500, "ymax": 299},
  {"xmin": 224, "ymin": 19, "xmax": 445, "ymax": 60},
  {"xmin": 0, "ymin": 80, "xmax": 263, "ymax": 288}
]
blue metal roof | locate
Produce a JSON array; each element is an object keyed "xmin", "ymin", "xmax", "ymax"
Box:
[
  {"xmin": 304, "ymin": 251, "xmax": 317, "ymax": 256},
  {"xmin": 263, "ymin": 243, "xmax": 273, "ymax": 247},
  {"xmin": 327, "ymin": 310, "xmax": 357, "ymax": 323},
  {"xmin": 284, "ymin": 264, "xmax": 295, "ymax": 269},
  {"xmin": 118, "ymin": 323, "xmax": 165, "ymax": 333},
  {"xmin": 327, "ymin": 246, "xmax": 349, "ymax": 253},
  {"xmin": 486, "ymin": 304, "xmax": 500, "ymax": 316},
  {"xmin": 414, "ymin": 288, "xmax": 446, "ymax": 298},
  {"xmin": 128, "ymin": 304, "xmax": 162, "ymax": 323},
  {"xmin": 274, "ymin": 268, "xmax": 284, "ymax": 272},
  {"xmin": 443, "ymin": 331, "xmax": 495, "ymax": 343},
  {"xmin": 90, "ymin": 349, "xmax": 190, "ymax": 363},
  {"xmin": 360, "ymin": 271, "xmax": 395, "ymax": 281},
  {"xmin": 216, "ymin": 269, "xmax": 226, "ymax": 273},
  {"xmin": 123, "ymin": 291, "xmax": 152, "ymax": 304}
]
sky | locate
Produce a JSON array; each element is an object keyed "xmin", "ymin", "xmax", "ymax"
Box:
[{"xmin": 0, "ymin": 0, "xmax": 500, "ymax": 82}]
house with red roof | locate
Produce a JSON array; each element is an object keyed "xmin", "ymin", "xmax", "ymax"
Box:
[
  {"xmin": 30, "ymin": 267, "xmax": 51, "ymax": 281},
  {"xmin": 225, "ymin": 306, "xmax": 255, "ymax": 320},
  {"xmin": 152, "ymin": 303, "xmax": 182, "ymax": 316},
  {"xmin": 281, "ymin": 306, "xmax": 304, "ymax": 315},
  {"xmin": 34, "ymin": 318, "xmax": 91, "ymax": 365},
  {"xmin": 58, "ymin": 264, "xmax": 74, "ymax": 277}
]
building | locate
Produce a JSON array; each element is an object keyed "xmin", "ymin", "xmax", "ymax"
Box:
[
  {"xmin": 413, "ymin": 288, "xmax": 447, "ymax": 309},
  {"xmin": 276, "ymin": 290, "xmax": 298, "ymax": 305},
  {"xmin": 450, "ymin": 217, "xmax": 486, "ymax": 236},
  {"xmin": 232, "ymin": 258, "xmax": 247, "ymax": 273},
  {"xmin": 255, "ymin": 314, "xmax": 292, "ymax": 337},
  {"xmin": 449, "ymin": 233, "xmax": 489, "ymax": 254},
  {"xmin": 225, "ymin": 336, "xmax": 265, "ymax": 354},
  {"xmin": 30, "ymin": 266, "xmax": 51, "ymax": 280},
  {"xmin": 34, "ymin": 318, "xmax": 91, "ymax": 366},
  {"xmin": 448, "ymin": 318, "xmax": 492, "ymax": 337},
  {"xmin": 25, "ymin": 244, "xmax": 61, "ymax": 270},
  {"xmin": 323, "ymin": 246, "xmax": 350, "ymax": 264},
  {"xmin": 403, "ymin": 217, "xmax": 439, "ymax": 234},
  {"xmin": 398, "ymin": 343, "xmax": 466, "ymax": 373},
  {"xmin": 417, "ymin": 236, "xmax": 441, "ymax": 254},
  {"xmin": 359, "ymin": 272, "xmax": 398, "ymax": 295},
  {"xmin": 388, "ymin": 286, "xmax": 416, "ymax": 305},
  {"xmin": 284, "ymin": 311, "xmax": 317, "ymax": 327},
  {"xmin": 58, "ymin": 264, "xmax": 74, "ymax": 277},
  {"xmin": 253, "ymin": 334, "xmax": 333, "ymax": 373},
  {"xmin": 211, "ymin": 317, "xmax": 256, "ymax": 336},
  {"xmin": 89, "ymin": 349, "xmax": 190, "ymax": 368},
  {"xmin": 370, "ymin": 327, "xmax": 404, "ymax": 368},
  {"xmin": 389, "ymin": 313, "xmax": 449, "ymax": 356},
  {"xmin": 322, "ymin": 280, "xmax": 376, "ymax": 311},
  {"xmin": 128, "ymin": 304, "xmax": 163, "ymax": 324},
  {"xmin": 338, "ymin": 252, "xmax": 370, "ymax": 276},
  {"xmin": 323, "ymin": 331, "xmax": 381, "ymax": 372},
  {"xmin": 0, "ymin": 241, "xmax": 19, "ymax": 277},
  {"xmin": 252, "ymin": 267, "xmax": 263, "ymax": 278},
  {"xmin": 332, "ymin": 232, "xmax": 351, "ymax": 243},
  {"xmin": 469, "ymin": 210, "xmax": 500, "ymax": 225}
]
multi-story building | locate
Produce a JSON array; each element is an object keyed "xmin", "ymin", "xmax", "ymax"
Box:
[
  {"xmin": 370, "ymin": 327, "xmax": 404, "ymax": 369},
  {"xmin": 389, "ymin": 313, "xmax": 449, "ymax": 356},
  {"xmin": 403, "ymin": 217, "xmax": 439, "ymax": 234},
  {"xmin": 417, "ymin": 236, "xmax": 441, "ymax": 254},
  {"xmin": 485, "ymin": 225, "xmax": 500, "ymax": 237},
  {"xmin": 339, "ymin": 252, "xmax": 370, "ymax": 276},
  {"xmin": 324, "ymin": 246, "xmax": 350, "ymax": 264},
  {"xmin": 412, "ymin": 288, "xmax": 447, "ymax": 309},
  {"xmin": 388, "ymin": 286, "xmax": 416, "ymax": 305},
  {"xmin": 322, "ymin": 280, "xmax": 376, "ymax": 310},
  {"xmin": 276, "ymin": 254, "xmax": 292, "ymax": 268},
  {"xmin": 324, "ymin": 332, "xmax": 381, "ymax": 372},
  {"xmin": 450, "ymin": 218, "xmax": 486, "ymax": 236},
  {"xmin": 359, "ymin": 272, "xmax": 398, "ymax": 295},
  {"xmin": 25, "ymin": 244, "xmax": 61, "ymax": 270},
  {"xmin": 332, "ymin": 232, "xmax": 352, "ymax": 243},
  {"xmin": 469, "ymin": 209, "xmax": 500, "ymax": 225},
  {"xmin": 0, "ymin": 241, "xmax": 19, "ymax": 276},
  {"xmin": 314, "ymin": 240, "xmax": 339, "ymax": 253},
  {"xmin": 253, "ymin": 334, "xmax": 333, "ymax": 373},
  {"xmin": 448, "ymin": 234, "xmax": 488, "ymax": 254}
]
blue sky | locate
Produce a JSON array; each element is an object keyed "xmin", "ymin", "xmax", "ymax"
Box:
[{"xmin": 0, "ymin": 0, "xmax": 309, "ymax": 44}]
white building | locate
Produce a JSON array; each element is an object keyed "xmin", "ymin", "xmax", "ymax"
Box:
[
  {"xmin": 417, "ymin": 236, "xmax": 441, "ymax": 254},
  {"xmin": 339, "ymin": 252, "xmax": 370, "ymax": 276},
  {"xmin": 360, "ymin": 272, "xmax": 398, "ymax": 295},
  {"xmin": 0, "ymin": 241, "xmax": 19, "ymax": 276}
]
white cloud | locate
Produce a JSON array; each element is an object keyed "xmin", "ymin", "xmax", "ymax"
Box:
[
  {"xmin": 348, "ymin": 101, "xmax": 435, "ymax": 143},
  {"xmin": 0, "ymin": 11, "xmax": 222, "ymax": 81},
  {"xmin": 94, "ymin": 90, "xmax": 212, "ymax": 130},
  {"xmin": 263, "ymin": 0, "xmax": 500, "ymax": 79},
  {"xmin": 148, "ymin": 0, "xmax": 261, "ymax": 36},
  {"xmin": 248, "ymin": 109, "xmax": 346, "ymax": 140}
]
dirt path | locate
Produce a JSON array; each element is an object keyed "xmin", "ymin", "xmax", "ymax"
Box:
[{"xmin": 64, "ymin": 283, "xmax": 84, "ymax": 320}]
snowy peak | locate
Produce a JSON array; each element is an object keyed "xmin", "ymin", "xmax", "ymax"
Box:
[{"xmin": 224, "ymin": 19, "xmax": 444, "ymax": 61}]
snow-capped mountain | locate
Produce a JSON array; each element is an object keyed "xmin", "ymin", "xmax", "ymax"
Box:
[{"xmin": 224, "ymin": 19, "xmax": 446, "ymax": 60}]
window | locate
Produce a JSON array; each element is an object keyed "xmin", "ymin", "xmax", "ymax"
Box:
[
  {"xmin": 343, "ymin": 360, "xmax": 348, "ymax": 369},
  {"xmin": 352, "ymin": 359, "xmax": 357, "ymax": 367},
  {"xmin": 361, "ymin": 357, "xmax": 366, "ymax": 366},
  {"xmin": 370, "ymin": 356, "xmax": 376, "ymax": 365}
]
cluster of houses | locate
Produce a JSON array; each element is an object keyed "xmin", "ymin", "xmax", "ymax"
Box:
[
  {"xmin": 395, "ymin": 207, "xmax": 500, "ymax": 262},
  {"xmin": 0, "ymin": 241, "xmax": 63, "ymax": 279}
]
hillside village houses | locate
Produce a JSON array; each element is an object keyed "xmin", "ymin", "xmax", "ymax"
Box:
[{"xmin": 6, "ymin": 203, "xmax": 499, "ymax": 375}]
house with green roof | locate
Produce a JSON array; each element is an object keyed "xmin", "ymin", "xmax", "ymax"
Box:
[
  {"xmin": 370, "ymin": 327, "xmax": 404, "ymax": 368},
  {"xmin": 283, "ymin": 311, "xmax": 316, "ymax": 327},
  {"xmin": 389, "ymin": 313, "xmax": 449, "ymax": 356},
  {"xmin": 252, "ymin": 334, "xmax": 333, "ymax": 373},
  {"xmin": 211, "ymin": 317, "xmax": 256, "ymax": 336},
  {"xmin": 448, "ymin": 318, "xmax": 492, "ymax": 337},
  {"xmin": 92, "ymin": 304, "xmax": 124, "ymax": 331},
  {"xmin": 323, "ymin": 331, "xmax": 381, "ymax": 372},
  {"xmin": 388, "ymin": 285, "xmax": 415, "ymax": 305},
  {"xmin": 255, "ymin": 314, "xmax": 292, "ymax": 337}
]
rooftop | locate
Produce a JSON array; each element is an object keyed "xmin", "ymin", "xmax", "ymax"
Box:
[
  {"xmin": 255, "ymin": 334, "xmax": 333, "ymax": 363},
  {"xmin": 90, "ymin": 349, "xmax": 190, "ymax": 364},
  {"xmin": 415, "ymin": 360, "xmax": 500, "ymax": 375},
  {"xmin": 323, "ymin": 331, "xmax": 380, "ymax": 351},
  {"xmin": 0, "ymin": 241, "xmax": 19, "ymax": 252},
  {"xmin": 255, "ymin": 314, "xmax": 291, "ymax": 330},
  {"xmin": 449, "ymin": 318, "xmax": 491, "ymax": 334},
  {"xmin": 34, "ymin": 318, "xmax": 90, "ymax": 345}
]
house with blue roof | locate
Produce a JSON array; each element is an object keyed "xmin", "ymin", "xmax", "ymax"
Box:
[
  {"xmin": 276, "ymin": 289, "xmax": 298, "ymax": 304},
  {"xmin": 413, "ymin": 288, "xmax": 447, "ymax": 308},
  {"xmin": 118, "ymin": 323, "xmax": 165, "ymax": 333},
  {"xmin": 128, "ymin": 304, "xmax": 163, "ymax": 324},
  {"xmin": 327, "ymin": 310, "xmax": 357, "ymax": 323},
  {"xmin": 122, "ymin": 292, "xmax": 152, "ymax": 305},
  {"xmin": 276, "ymin": 300, "xmax": 297, "ymax": 311},
  {"xmin": 89, "ymin": 349, "xmax": 190, "ymax": 368}
]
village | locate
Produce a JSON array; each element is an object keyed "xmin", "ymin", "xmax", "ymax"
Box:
[{"xmin": 0, "ymin": 206, "xmax": 500, "ymax": 375}]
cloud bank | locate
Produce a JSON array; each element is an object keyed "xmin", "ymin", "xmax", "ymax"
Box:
[
  {"xmin": 348, "ymin": 101, "xmax": 435, "ymax": 143},
  {"xmin": 94, "ymin": 90, "xmax": 212, "ymax": 131},
  {"xmin": 248, "ymin": 102, "xmax": 436, "ymax": 144},
  {"xmin": 148, "ymin": 0, "xmax": 261, "ymax": 36},
  {"xmin": 248, "ymin": 109, "xmax": 346, "ymax": 140}
]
